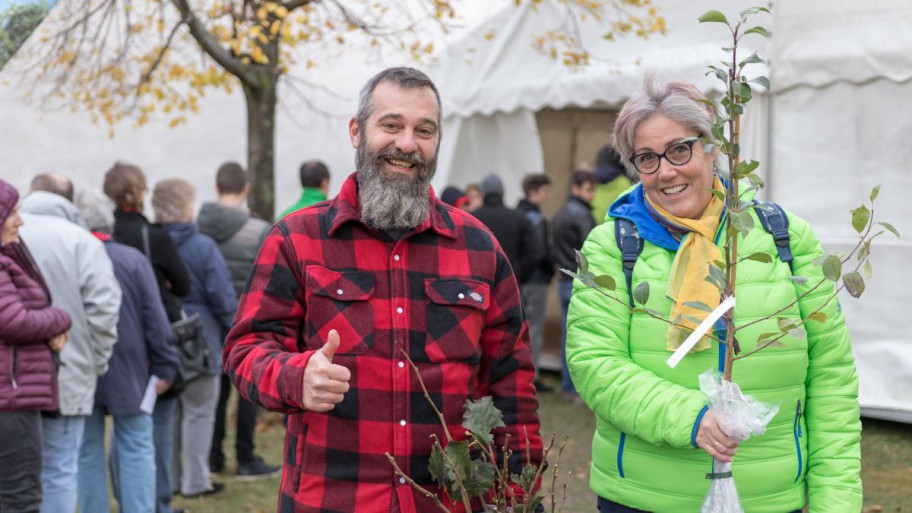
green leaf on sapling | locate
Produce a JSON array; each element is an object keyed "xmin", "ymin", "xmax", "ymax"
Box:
[
  {"xmin": 733, "ymin": 160, "xmax": 760, "ymax": 178},
  {"xmin": 739, "ymin": 52, "xmax": 765, "ymax": 68},
  {"xmin": 790, "ymin": 275, "xmax": 809, "ymax": 286},
  {"xmin": 870, "ymin": 185, "xmax": 881, "ymax": 202},
  {"xmin": 708, "ymin": 262, "xmax": 727, "ymax": 285},
  {"xmin": 462, "ymin": 461, "xmax": 496, "ymax": 498},
  {"xmin": 744, "ymin": 26, "xmax": 771, "ymax": 38},
  {"xmin": 822, "ymin": 254, "xmax": 842, "ymax": 282},
  {"xmin": 864, "ymin": 260, "xmax": 873, "ymax": 279},
  {"xmin": 710, "ymin": 188, "xmax": 726, "ymax": 203},
  {"xmin": 462, "ymin": 397, "xmax": 505, "ymax": 446},
  {"xmin": 879, "ymin": 222, "xmax": 900, "ymax": 237},
  {"xmin": 730, "ymin": 210, "xmax": 754, "ymax": 237},
  {"xmin": 744, "ymin": 252, "xmax": 773, "ymax": 263},
  {"xmin": 747, "ymin": 173, "xmax": 765, "ymax": 189},
  {"xmin": 683, "ymin": 301, "xmax": 713, "ymax": 312},
  {"xmin": 512, "ymin": 463, "xmax": 539, "ymax": 493},
  {"xmin": 749, "ymin": 76, "xmax": 771, "ymax": 90},
  {"xmin": 575, "ymin": 250, "xmax": 589, "ymax": 274},
  {"xmin": 646, "ymin": 308, "xmax": 664, "ymax": 318},
  {"xmin": 740, "ymin": 7, "xmax": 770, "ymax": 17},
  {"xmin": 593, "ymin": 274, "xmax": 616, "ymax": 291},
  {"xmin": 851, "ymin": 205, "xmax": 870, "ymax": 234},
  {"xmin": 807, "ymin": 312, "xmax": 828, "ymax": 324},
  {"xmin": 843, "ymin": 271, "xmax": 866, "ymax": 298},
  {"xmin": 698, "ymin": 10, "xmax": 729, "ymax": 24},
  {"xmin": 428, "ymin": 443, "xmax": 448, "ymax": 485},
  {"xmin": 633, "ymin": 282, "xmax": 650, "ymax": 305},
  {"xmin": 757, "ymin": 332, "xmax": 779, "ymax": 343}
]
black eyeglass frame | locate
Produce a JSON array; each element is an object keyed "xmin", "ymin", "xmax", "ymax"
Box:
[{"xmin": 628, "ymin": 139, "xmax": 696, "ymax": 175}]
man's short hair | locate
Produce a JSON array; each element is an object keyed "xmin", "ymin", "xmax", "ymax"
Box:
[
  {"xmin": 299, "ymin": 160, "xmax": 330, "ymax": 189},
  {"xmin": 31, "ymin": 173, "xmax": 74, "ymax": 202},
  {"xmin": 216, "ymin": 162, "xmax": 249, "ymax": 194},
  {"xmin": 103, "ymin": 163, "xmax": 147, "ymax": 210},
  {"xmin": 355, "ymin": 67, "xmax": 442, "ymax": 141},
  {"xmin": 152, "ymin": 178, "xmax": 195, "ymax": 224},
  {"xmin": 522, "ymin": 174, "xmax": 551, "ymax": 197},
  {"xmin": 570, "ymin": 170, "xmax": 597, "ymax": 189}
]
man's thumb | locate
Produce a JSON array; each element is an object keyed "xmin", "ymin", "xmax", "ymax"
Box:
[{"xmin": 319, "ymin": 329, "xmax": 341, "ymax": 362}]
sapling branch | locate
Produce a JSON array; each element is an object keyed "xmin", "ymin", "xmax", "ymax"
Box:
[
  {"xmin": 383, "ymin": 453, "xmax": 452, "ymax": 513},
  {"xmin": 400, "ymin": 348, "xmax": 452, "ymax": 443}
]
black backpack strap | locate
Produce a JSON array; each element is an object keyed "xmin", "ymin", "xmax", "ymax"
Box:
[
  {"xmin": 614, "ymin": 218, "xmax": 643, "ymax": 307},
  {"xmin": 753, "ymin": 201, "xmax": 793, "ymax": 270}
]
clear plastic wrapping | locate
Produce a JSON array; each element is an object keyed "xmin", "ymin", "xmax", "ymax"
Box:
[{"xmin": 699, "ymin": 370, "xmax": 780, "ymax": 513}]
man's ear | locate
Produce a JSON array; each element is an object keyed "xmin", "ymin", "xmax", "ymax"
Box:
[{"xmin": 349, "ymin": 117, "xmax": 361, "ymax": 149}]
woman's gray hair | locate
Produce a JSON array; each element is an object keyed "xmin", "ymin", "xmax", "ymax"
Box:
[
  {"xmin": 613, "ymin": 75, "xmax": 716, "ymax": 178},
  {"xmin": 355, "ymin": 67, "xmax": 442, "ymax": 140},
  {"xmin": 152, "ymin": 178, "xmax": 195, "ymax": 224},
  {"xmin": 75, "ymin": 189, "xmax": 115, "ymax": 234}
]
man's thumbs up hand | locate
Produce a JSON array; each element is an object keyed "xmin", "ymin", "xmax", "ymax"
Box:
[{"xmin": 302, "ymin": 329, "xmax": 352, "ymax": 412}]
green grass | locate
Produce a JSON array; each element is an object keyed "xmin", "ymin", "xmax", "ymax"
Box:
[{"xmin": 173, "ymin": 376, "xmax": 911, "ymax": 513}]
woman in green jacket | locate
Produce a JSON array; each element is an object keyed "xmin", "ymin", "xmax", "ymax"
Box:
[{"xmin": 565, "ymin": 78, "xmax": 861, "ymax": 513}]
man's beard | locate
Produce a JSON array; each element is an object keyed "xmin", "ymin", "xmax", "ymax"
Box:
[{"xmin": 356, "ymin": 136, "xmax": 437, "ymax": 230}]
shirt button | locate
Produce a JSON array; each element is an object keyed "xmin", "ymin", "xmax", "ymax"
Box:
[
  {"xmin": 394, "ymin": 254, "xmax": 400, "ymax": 261},
  {"xmin": 396, "ymin": 307, "xmax": 403, "ymax": 314},
  {"xmin": 400, "ymin": 419, "xmax": 406, "ymax": 426},
  {"xmin": 457, "ymin": 293, "xmax": 465, "ymax": 299},
  {"xmin": 399, "ymin": 477, "xmax": 406, "ymax": 484},
  {"xmin": 336, "ymin": 288, "xmax": 344, "ymax": 295},
  {"xmin": 398, "ymin": 361, "xmax": 405, "ymax": 368}
]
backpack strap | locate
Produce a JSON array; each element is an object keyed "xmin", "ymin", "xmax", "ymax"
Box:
[
  {"xmin": 753, "ymin": 201, "xmax": 794, "ymax": 271},
  {"xmin": 614, "ymin": 218, "xmax": 643, "ymax": 307}
]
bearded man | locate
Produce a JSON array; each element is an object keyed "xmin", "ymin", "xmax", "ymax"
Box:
[{"xmin": 223, "ymin": 67, "xmax": 543, "ymax": 513}]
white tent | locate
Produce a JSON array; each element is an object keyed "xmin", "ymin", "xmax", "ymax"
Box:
[
  {"xmin": 1, "ymin": 0, "xmax": 909, "ymax": 420},
  {"xmin": 428, "ymin": 0, "xmax": 912, "ymax": 422}
]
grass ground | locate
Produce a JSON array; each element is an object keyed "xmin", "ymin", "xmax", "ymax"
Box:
[{"xmin": 171, "ymin": 374, "xmax": 911, "ymax": 513}]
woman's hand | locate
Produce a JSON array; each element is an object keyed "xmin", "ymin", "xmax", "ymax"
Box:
[
  {"xmin": 696, "ymin": 409, "xmax": 741, "ymax": 462},
  {"xmin": 47, "ymin": 331, "xmax": 68, "ymax": 352},
  {"xmin": 155, "ymin": 379, "xmax": 171, "ymax": 395}
]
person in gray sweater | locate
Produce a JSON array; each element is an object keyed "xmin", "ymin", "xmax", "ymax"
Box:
[{"xmin": 196, "ymin": 162, "xmax": 280, "ymax": 479}]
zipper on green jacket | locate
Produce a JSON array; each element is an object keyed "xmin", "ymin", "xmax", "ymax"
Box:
[
  {"xmin": 793, "ymin": 399, "xmax": 803, "ymax": 482},
  {"xmin": 617, "ymin": 432, "xmax": 626, "ymax": 478}
]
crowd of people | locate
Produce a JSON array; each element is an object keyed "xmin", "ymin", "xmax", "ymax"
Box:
[
  {"xmin": 0, "ymin": 66, "xmax": 861, "ymax": 513},
  {"xmin": 0, "ymin": 160, "xmax": 326, "ymax": 513}
]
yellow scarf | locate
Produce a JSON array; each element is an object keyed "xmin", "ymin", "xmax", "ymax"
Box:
[{"xmin": 645, "ymin": 177, "xmax": 725, "ymax": 352}]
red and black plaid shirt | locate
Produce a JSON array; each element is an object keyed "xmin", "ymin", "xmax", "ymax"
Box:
[{"xmin": 224, "ymin": 173, "xmax": 543, "ymax": 513}]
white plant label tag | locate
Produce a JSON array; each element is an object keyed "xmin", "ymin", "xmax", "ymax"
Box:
[{"xmin": 666, "ymin": 296, "xmax": 736, "ymax": 369}]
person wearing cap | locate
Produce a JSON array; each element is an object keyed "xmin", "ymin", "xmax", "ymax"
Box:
[
  {"xmin": 0, "ymin": 178, "xmax": 72, "ymax": 513},
  {"xmin": 590, "ymin": 145, "xmax": 633, "ymax": 225},
  {"xmin": 439, "ymin": 185, "xmax": 470, "ymax": 210},
  {"xmin": 471, "ymin": 173, "xmax": 544, "ymax": 286}
]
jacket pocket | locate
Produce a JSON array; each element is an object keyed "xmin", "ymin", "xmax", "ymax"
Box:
[
  {"xmin": 305, "ymin": 266, "xmax": 375, "ymax": 355},
  {"xmin": 288, "ymin": 417, "xmax": 309, "ymax": 495},
  {"xmin": 424, "ymin": 278, "xmax": 489, "ymax": 363},
  {"xmin": 793, "ymin": 399, "xmax": 804, "ymax": 483}
]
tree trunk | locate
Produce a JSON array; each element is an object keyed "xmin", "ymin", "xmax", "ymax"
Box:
[{"xmin": 243, "ymin": 78, "xmax": 277, "ymax": 221}]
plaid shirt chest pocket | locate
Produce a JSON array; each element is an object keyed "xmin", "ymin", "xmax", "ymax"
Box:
[
  {"xmin": 424, "ymin": 278, "xmax": 490, "ymax": 362},
  {"xmin": 305, "ymin": 265, "xmax": 375, "ymax": 355}
]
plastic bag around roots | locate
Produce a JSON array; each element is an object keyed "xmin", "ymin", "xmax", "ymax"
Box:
[{"xmin": 699, "ymin": 369, "xmax": 780, "ymax": 513}]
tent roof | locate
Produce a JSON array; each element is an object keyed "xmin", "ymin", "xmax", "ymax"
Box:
[
  {"xmin": 431, "ymin": 0, "xmax": 767, "ymax": 118},
  {"xmin": 770, "ymin": 0, "xmax": 912, "ymax": 92}
]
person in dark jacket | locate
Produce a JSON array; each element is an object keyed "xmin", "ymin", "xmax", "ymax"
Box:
[
  {"xmin": 516, "ymin": 173, "xmax": 555, "ymax": 389},
  {"xmin": 75, "ymin": 191, "xmax": 179, "ymax": 513},
  {"xmin": 104, "ymin": 162, "xmax": 191, "ymax": 513},
  {"xmin": 196, "ymin": 162, "xmax": 279, "ymax": 479},
  {"xmin": 154, "ymin": 178, "xmax": 237, "ymax": 499},
  {"xmin": 551, "ymin": 170, "xmax": 597, "ymax": 400},
  {"xmin": 471, "ymin": 173, "xmax": 544, "ymax": 285},
  {"xmin": 0, "ymin": 178, "xmax": 72, "ymax": 513}
]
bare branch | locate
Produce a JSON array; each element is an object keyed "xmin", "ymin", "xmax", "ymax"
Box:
[
  {"xmin": 384, "ymin": 453, "xmax": 452, "ymax": 513},
  {"xmin": 169, "ymin": 0, "xmax": 255, "ymax": 84},
  {"xmin": 400, "ymin": 349, "xmax": 453, "ymax": 443}
]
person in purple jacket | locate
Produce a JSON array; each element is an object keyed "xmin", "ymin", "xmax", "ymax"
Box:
[
  {"xmin": 75, "ymin": 191, "xmax": 180, "ymax": 513},
  {"xmin": 0, "ymin": 178, "xmax": 72, "ymax": 513}
]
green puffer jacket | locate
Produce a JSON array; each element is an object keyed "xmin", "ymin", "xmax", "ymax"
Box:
[{"xmin": 566, "ymin": 188, "xmax": 862, "ymax": 513}]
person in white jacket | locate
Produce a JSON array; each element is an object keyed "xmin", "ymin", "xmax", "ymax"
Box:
[{"xmin": 19, "ymin": 173, "xmax": 121, "ymax": 513}]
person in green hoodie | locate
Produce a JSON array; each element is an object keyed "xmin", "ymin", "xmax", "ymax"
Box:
[
  {"xmin": 276, "ymin": 160, "xmax": 330, "ymax": 220},
  {"xmin": 590, "ymin": 145, "xmax": 632, "ymax": 225},
  {"xmin": 566, "ymin": 78, "xmax": 861, "ymax": 513}
]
